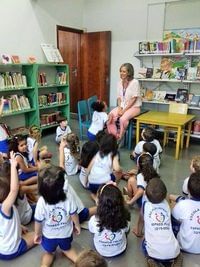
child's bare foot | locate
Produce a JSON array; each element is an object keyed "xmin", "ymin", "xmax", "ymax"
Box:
[{"xmin": 132, "ymin": 227, "xmax": 143, "ymax": 238}]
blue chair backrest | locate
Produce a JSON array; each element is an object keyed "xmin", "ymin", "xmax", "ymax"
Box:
[
  {"xmin": 87, "ymin": 95, "xmax": 98, "ymax": 119},
  {"xmin": 78, "ymin": 99, "xmax": 90, "ymax": 122}
]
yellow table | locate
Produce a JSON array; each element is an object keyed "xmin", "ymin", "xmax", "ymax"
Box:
[{"xmin": 135, "ymin": 111, "xmax": 195, "ymax": 159}]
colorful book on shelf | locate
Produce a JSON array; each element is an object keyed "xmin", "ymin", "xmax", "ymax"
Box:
[
  {"xmin": 27, "ymin": 56, "xmax": 36, "ymax": 64},
  {"xmin": 138, "ymin": 68, "xmax": 147, "ymax": 78},
  {"xmin": 152, "ymin": 68, "xmax": 162, "ymax": 79},
  {"xmin": 11, "ymin": 55, "xmax": 20, "ymax": 64},
  {"xmin": 190, "ymin": 95, "xmax": 200, "ymax": 107},
  {"xmin": 164, "ymin": 93, "xmax": 176, "ymax": 102},
  {"xmin": 153, "ymin": 91, "xmax": 166, "ymax": 101},
  {"xmin": 1, "ymin": 54, "xmax": 12, "ymax": 64},
  {"xmin": 175, "ymin": 88, "xmax": 189, "ymax": 103},
  {"xmin": 175, "ymin": 67, "xmax": 187, "ymax": 80},
  {"xmin": 138, "ymin": 41, "xmax": 149, "ymax": 54},
  {"xmin": 146, "ymin": 68, "xmax": 153, "ymax": 78},
  {"xmin": 144, "ymin": 89, "xmax": 153, "ymax": 101},
  {"xmin": 187, "ymin": 67, "xmax": 197, "ymax": 80}
]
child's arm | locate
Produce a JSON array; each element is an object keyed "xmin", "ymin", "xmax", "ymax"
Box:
[
  {"xmin": 33, "ymin": 141, "xmax": 39, "ymax": 165},
  {"xmin": 2, "ymin": 151, "xmax": 19, "ymax": 216},
  {"xmin": 126, "ymin": 187, "xmax": 144, "ymax": 205},
  {"xmin": 16, "ymin": 155, "xmax": 38, "ymax": 173},
  {"xmin": 59, "ymin": 139, "xmax": 66, "ymax": 169},
  {"xmin": 34, "ymin": 221, "xmax": 42, "ymax": 244},
  {"xmin": 71, "ymin": 213, "xmax": 81, "ymax": 235},
  {"xmin": 112, "ymin": 154, "xmax": 122, "ymax": 172},
  {"xmin": 0, "ymin": 96, "xmax": 4, "ymax": 115}
]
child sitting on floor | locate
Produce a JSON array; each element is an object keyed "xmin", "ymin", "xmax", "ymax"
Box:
[
  {"xmin": 134, "ymin": 178, "xmax": 182, "ymax": 267},
  {"xmin": 59, "ymin": 132, "xmax": 80, "ymax": 176},
  {"xmin": 130, "ymin": 127, "xmax": 162, "ymax": 169},
  {"xmin": 0, "ymin": 151, "xmax": 35, "ymax": 260},
  {"xmin": 171, "ymin": 171, "xmax": 200, "ymax": 254},
  {"xmin": 89, "ymin": 183, "xmax": 130, "ymax": 257},
  {"xmin": 55, "ymin": 116, "xmax": 71, "ymax": 144}
]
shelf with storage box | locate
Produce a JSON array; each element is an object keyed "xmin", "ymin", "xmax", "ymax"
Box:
[
  {"xmin": 34, "ymin": 63, "xmax": 69, "ymax": 130},
  {"xmin": 134, "ymin": 51, "xmax": 200, "ymax": 138},
  {"xmin": 0, "ymin": 63, "xmax": 38, "ymax": 131}
]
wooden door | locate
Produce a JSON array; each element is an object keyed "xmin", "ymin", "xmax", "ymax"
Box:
[
  {"xmin": 57, "ymin": 26, "xmax": 111, "ymax": 113},
  {"xmin": 57, "ymin": 26, "xmax": 83, "ymax": 113}
]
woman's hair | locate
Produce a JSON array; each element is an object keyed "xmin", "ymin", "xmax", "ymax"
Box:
[
  {"xmin": 142, "ymin": 127, "xmax": 155, "ymax": 142},
  {"xmin": 99, "ymin": 133, "xmax": 118, "ymax": 158},
  {"xmin": 120, "ymin": 63, "xmax": 134, "ymax": 80},
  {"xmin": 8, "ymin": 135, "xmax": 27, "ymax": 155},
  {"xmin": 80, "ymin": 141, "xmax": 99, "ymax": 168},
  {"xmin": 138, "ymin": 153, "xmax": 160, "ymax": 183},
  {"xmin": 75, "ymin": 249, "xmax": 107, "ymax": 267},
  {"xmin": 29, "ymin": 125, "xmax": 41, "ymax": 141},
  {"xmin": 146, "ymin": 178, "xmax": 167, "ymax": 204},
  {"xmin": 188, "ymin": 171, "xmax": 200, "ymax": 199},
  {"xmin": 97, "ymin": 184, "xmax": 130, "ymax": 232},
  {"xmin": 62, "ymin": 133, "xmax": 80, "ymax": 160},
  {"xmin": 91, "ymin": 101, "xmax": 106, "ymax": 112},
  {"xmin": 38, "ymin": 164, "xmax": 66, "ymax": 205}
]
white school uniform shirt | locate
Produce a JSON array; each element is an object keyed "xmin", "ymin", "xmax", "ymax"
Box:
[
  {"xmin": 172, "ymin": 198, "xmax": 200, "ymax": 254},
  {"xmin": 88, "ymin": 111, "xmax": 108, "ymax": 135},
  {"xmin": 79, "ymin": 167, "xmax": 89, "ymax": 188},
  {"xmin": 55, "ymin": 125, "xmax": 71, "ymax": 143},
  {"xmin": 182, "ymin": 176, "xmax": 189, "ymax": 195},
  {"xmin": 27, "ymin": 136, "xmax": 36, "ymax": 162},
  {"xmin": 64, "ymin": 147, "xmax": 79, "ymax": 176},
  {"xmin": 16, "ymin": 194, "xmax": 32, "ymax": 225},
  {"xmin": 0, "ymin": 205, "xmax": 22, "ymax": 255},
  {"xmin": 15, "ymin": 152, "xmax": 29, "ymax": 176},
  {"xmin": 34, "ymin": 193, "xmax": 77, "ymax": 239},
  {"xmin": 88, "ymin": 215, "xmax": 129, "ymax": 257},
  {"xmin": 88, "ymin": 152, "xmax": 112, "ymax": 185},
  {"xmin": 143, "ymin": 199, "xmax": 180, "ymax": 260},
  {"xmin": 134, "ymin": 139, "xmax": 162, "ymax": 172},
  {"xmin": 0, "ymin": 126, "xmax": 8, "ymax": 141},
  {"xmin": 137, "ymin": 173, "xmax": 147, "ymax": 190}
]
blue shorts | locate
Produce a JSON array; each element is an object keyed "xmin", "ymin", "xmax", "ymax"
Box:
[
  {"xmin": 0, "ymin": 239, "xmax": 28, "ymax": 260},
  {"xmin": 78, "ymin": 208, "xmax": 89, "ymax": 224},
  {"xmin": 89, "ymin": 174, "xmax": 116, "ymax": 194},
  {"xmin": 0, "ymin": 139, "xmax": 9, "ymax": 153},
  {"xmin": 87, "ymin": 131, "xmax": 96, "ymax": 141},
  {"xmin": 19, "ymin": 171, "xmax": 38, "ymax": 181},
  {"xmin": 41, "ymin": 235, "xmax": 73, "ymax": 253}
]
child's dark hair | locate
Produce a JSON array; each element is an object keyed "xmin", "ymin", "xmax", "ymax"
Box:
[
  {"xmin": 8, "ymin": 134, "xmax": 28, "ymax": 158},
  {"xmin": 57, "ymin": 116, "xmax": 68, "ymax": 123},
  {"xmin": 142, "ymin": 127, "xmax": 155, "ymax": 142},
  {"xmin": 62, "ymin": 133, "xmax": 80, "ymax": 160},
  {"xmin": 99, "ymin": 133, "xmax": 118, "ymax": 158},
  {"xmin": 138, "ymin": 153, "xmax": 160, "ymax": 183},
  {"xmin": 143, "ymin": 142, "xmax": 157, "ymax": 157},
  {"xmin": 97, "ymin": 184, "xmax": 130, "ymax": 232},
  {"xmin": 91, "ymin": 101, "xmax": 106, "ymax": 112},
  {"xmin": 0, "ymin": 176, "xmax": 10, "ymax": 203},
  {"xmin": 146, "ymin": 178, "xmax": 167, "ymax": 204},
  {"xmin": 188, "ymin": 171, "xmax": 200, "ymax": 199},
  {"xmin": 96, "ymin": 130, "xmax": 106, "ymax": 144},
  {"xmin": 75, "ymin": 249, "xmax": 108, "ymax": 267},
  {"xmin": 38, "ymin": 164, "xmax": 66, "ymax": 205},
  {"xmin": 80, "ymin": 141, "xmax": 99, "ymax": 168}
]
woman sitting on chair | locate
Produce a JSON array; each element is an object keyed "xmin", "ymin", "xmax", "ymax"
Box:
[{"xmin": 107, "ymin": 63, "xmax": 141, "ymax": 141}]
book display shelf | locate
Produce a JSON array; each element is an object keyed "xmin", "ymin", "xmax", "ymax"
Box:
[
  {"xmin": 134, "ymin": 51, "xmax": 200, "ymax": 138},
  {"xmin": 0, "ymin": 63, "xmax": 69, "ymax": 132}
]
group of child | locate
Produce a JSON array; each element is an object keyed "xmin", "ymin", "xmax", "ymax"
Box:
[{"xmin": 0, "ymin": 96, "xmax": 200, "ymax": 267}]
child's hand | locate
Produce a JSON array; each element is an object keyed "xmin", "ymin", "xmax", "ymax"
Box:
[
  {"xmin": 74, "ymin": 224, "xmax": 81, "ymax": 235},
  {"xmin": 10, "ymin": 151, "xmax": 17, "ymax": 168},
  {"xmin": 59, "ymin": 139, "xmax": 66, "ymax": 149},
  {"xmin": 21, "ymin": 225, "xmax": 28, "ymax": 234},
  {"xmin": 34, "ymin": 234, "xmax": 42, "ymax": 244}
]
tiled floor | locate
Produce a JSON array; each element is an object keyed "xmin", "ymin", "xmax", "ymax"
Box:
[{"xmin": 1, "ymin": 119, "xmax": 200, "ymax": 267}]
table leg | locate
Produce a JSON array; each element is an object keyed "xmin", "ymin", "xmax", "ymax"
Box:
[
  {"xmin": 175, "ymin": 126, "xmax": 181, "ymax": 160},
  {"xmin": 186, "ymin": 121, "xmax": 192, "ymax": 148},
  {"xmin": 136, "ymin": 120, "xmax": 140, "ymax": 144}
]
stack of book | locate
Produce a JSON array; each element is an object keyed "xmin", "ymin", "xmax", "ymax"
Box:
[
  {"xmin": 56, "ymin": 72, "xmax": 67, "ymax": 85},
  {"xmin": 40, "ymin": 111, "xmax": 61, "ymax": 126},
  {"xmin": 138, "ymin": 40, "xmax": 180, "ymax": 54},
  {"xmin": 38, "ymin": 92, "xmax": 66, "ymax": 106},
  {"xmin": 2, "ymin": 95, "xmax": 31, "ymax": 114},
  {"xmin": 0, "ymin": 72, "xmax": 27, "ymax": 89},
  {"xmin": 38, "ymin": 72, "xmax": 47, "ymax": 86}
]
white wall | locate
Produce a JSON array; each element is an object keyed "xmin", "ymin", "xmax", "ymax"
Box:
[
  {"xmin": 83, "ymin": 0, "xmax": 165, "ymax": 105},
  {"xmin": 0, "ymin": 0, "xmax": 84, "ymax": 62}
]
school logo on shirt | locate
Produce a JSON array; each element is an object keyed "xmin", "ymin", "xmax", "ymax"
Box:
[
  {"xmin": 104, "ymin": 232, "xmax": 116, "ymax": 241},
  {"xmin": 52, "ymin": 211, "xmax": 63, "ymax": 223},
  {"xmin": 155, "ymin": 212, "xmax": 165, "ymax": 223},
  {"xmin": 149, "ymin": 207, "xmax": 170, "ymax": 231}
]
